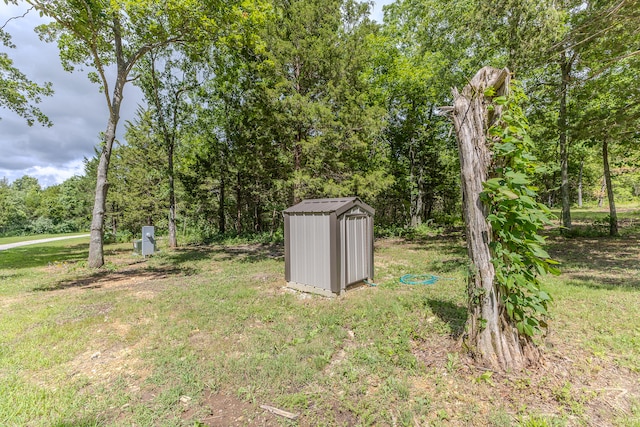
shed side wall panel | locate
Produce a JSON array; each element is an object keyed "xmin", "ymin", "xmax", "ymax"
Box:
[{"xmin": 289, "ymin": 213, "xmax": 331, "ymax": 290}]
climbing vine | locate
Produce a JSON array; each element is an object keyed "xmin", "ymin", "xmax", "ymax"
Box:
[{"xmin": 482, "ymin": 83, "xmax": 559, "ymax": 337}]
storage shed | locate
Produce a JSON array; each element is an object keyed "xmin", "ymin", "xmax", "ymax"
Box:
[{"xmin": 283, "ymin": 197, "xmax": 374, "ymax": 297}]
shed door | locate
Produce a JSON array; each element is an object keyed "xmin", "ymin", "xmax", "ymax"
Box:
[{"xmin": 345, "ymin": 214, "xmax": 369, "ymax": 285}]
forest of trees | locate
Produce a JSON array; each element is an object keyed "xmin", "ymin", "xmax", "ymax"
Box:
[{"xmin": 2, "ymin": 0, "xmax": 639, "ymax": 242}]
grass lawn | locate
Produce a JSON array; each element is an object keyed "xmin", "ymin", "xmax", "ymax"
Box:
[
  {"xmin": 0, "ymin": 232, "xmax": 90, "ymax": 246},
  {"xmin": 0, "ymin": 216, "xmax": 639, "ymax": 426}
]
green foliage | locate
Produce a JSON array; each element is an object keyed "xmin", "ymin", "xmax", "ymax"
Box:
[
  {"xmin": 369, "ymin": 0, "xmax": 468, "ymax": 227},
  {"xmin": 0, "ymin": 27, "xmax": 53, "ymax": 126},
  {"xmin": 0, "ymin": 175, "xmax": 90, "ymax": 237},
  {"xmin": 481, "ymin": 83, "xmax": 559, "ymax": 337}
]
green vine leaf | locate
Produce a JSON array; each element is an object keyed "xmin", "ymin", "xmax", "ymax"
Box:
[{"xmin": 482, "ymin": 80, "xmax": 558, "ymax": 338}]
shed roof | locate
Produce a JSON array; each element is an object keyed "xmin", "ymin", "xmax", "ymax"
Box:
[{"xmin": 283, "ymin": 197, "xmax": 374, "ymax": 216}]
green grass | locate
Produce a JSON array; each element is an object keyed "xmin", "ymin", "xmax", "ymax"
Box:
[
  {"xmin": 0, "ymin": 232, "xmax": 89, "ymax": 245},
  {"xmin": 0, "ymin": 218, "xmax": 639, "ymax": 426}
]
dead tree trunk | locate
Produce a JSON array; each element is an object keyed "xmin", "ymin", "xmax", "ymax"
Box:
[{"xmin": 446, "ymin": 66, "xmax": 539, "ymax": 372}]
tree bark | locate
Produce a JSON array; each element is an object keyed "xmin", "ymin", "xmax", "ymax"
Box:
[
  {"xmin": 602, "ymin": 139, "xmax": 619, "ymax": 236},
  {"xmin": 168, "ymin": 142, "xmax": 178, "ymax": 248},
  {"xmin": 88, "ymin": 84, "xmax": 122, "ymax": 268},
  {"xmin": 236, "ymin": 171, "xmax": 242, "ymax": 233},
  {"xmin": 219, "ymin": 172, "xmax": 226, "ymax": 234},
  {"xmin": 577, "ymin": 160, "xmax": 583, "ymax": 208},
  {"xmin": 558, "ymin": 51, "xmax": 573, "ymax": 233},
  {"xmin": 449, "ymin": 66, "xmax": 539, "ymax": 372},
  {"xmin": 409, "ymin": 143, "xmax": 423, "ymax": 227}
]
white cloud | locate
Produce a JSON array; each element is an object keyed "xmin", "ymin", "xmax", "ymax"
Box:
[{"xmin": 0, "ymin": 158, "xmax": 86, "ymax": 188}]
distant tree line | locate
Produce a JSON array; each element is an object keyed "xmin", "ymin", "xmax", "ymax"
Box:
[
  {"xmin": 2, "ymin": 0, "xmax": 639, "ymax": 242},
  {"xmin": 0, "ymin": 174, "xmax": 92, "ymax": 236}
]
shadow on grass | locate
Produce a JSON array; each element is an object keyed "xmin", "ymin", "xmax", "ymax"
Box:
[
  {"xmin": 426, "ymin": 299, "xmax": 467, "ymax": 338},
  {"xmin": 158, "ymin": 243, "xmax": 283, "ymax": 265},
  {"xmin": 0, "ymin": 243, "xmax": 89, "ymax": 270},
  {"xmin": 159, "ymin": 245, "xmax": 216, "ymax": 264},
  {"xmin": 401, "ymin": 236, "xmax": 468, "ymax": 276},
  {"xmin": 563, "ymin": 277, "xmax": 640, "ymax": 291},
  {"xmin": 546, "ymin": 234, "xmax": 640, "ymax": 290},
  {"xmin": 211, "ymin": 243, "xmax": 284, "ymax": 263},
  {"xmin": 34, "ymin": 264, "xmax": 196, "ymax": 292}
]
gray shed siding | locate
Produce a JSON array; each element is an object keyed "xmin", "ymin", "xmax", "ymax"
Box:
[
  {"xmin": 284, "ymin": 197, "xmax": 374, "ymax": 295},
  {"xmin": 343, "ymin": 213, "xmax": 370, "ymax": 285},
  {"xmin": 287, "ymin": 213, "xmax": 332, "ymax": 290}
]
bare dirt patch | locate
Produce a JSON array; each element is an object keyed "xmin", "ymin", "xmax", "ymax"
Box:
[
  {"xmin": 67, "ymin": 338, "xmax": 151, "ymax": 389},
  {"xmin": 181, "ymin": 390, "xmax": 279, "ymax": 426}
]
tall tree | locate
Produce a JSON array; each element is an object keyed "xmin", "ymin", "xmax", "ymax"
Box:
[
  {"xmin": 552, "ymin": 0, "xmax": 639, "ymax": 231},
  {"xmin": 109, "ymin": 113, "xmax": 168, "ymax": 236},
  {"xmin": 561, "ymin": 0, "xmax": 640, "ymax": 234},
  {"xmin": 134, "ymin": 47, "xmax": 201, "ymax": 248},
  {"xmin": 264, "ymin": 0, "xmax": 390, "ymax": 203},
  {"xmin": 28, "ymin": 0, "xmax": 235, "ymax": 267}
]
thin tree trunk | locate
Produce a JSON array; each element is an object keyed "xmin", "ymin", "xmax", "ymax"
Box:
[
  {"xmin": 598, "ymin": 177, "xmax": 606, "ymax": 207},
  {"xmin": 168, "ymin": 142, "xmax": 177, "ymax": 248},
  {"xmin": 409, "ymin": 145, "xmax": 423, "ymax": 227},
  {"xmin": 293, "ymin": 132, "xmax": 302, "ymax": 204},
  {"xmin": 558, "ymin": 51, "xmax": 573, "ymax": 233},
  {"xmin": 236, "ymin": 171, "xmax": 242, "ymax": 234},
  {"xmin": 602, "ymin": 139, "xmax": 619, "ymax": 236},
  {"xmin": 448, "ymin": 66, "xmax": 538, "ymax": 372},
  {"xmin": 292, "ymin": 56, "xmax": 303, "ymax": 205},
  {"xmin": 111, "ymin": 201, "xmax": 117, "ymax": 236},
  {"xmin": 219, "ymin": 173, "xmax": 226, "ymax": 234},
  {"xmin": 577, "ymin": 160, "xmax": 583, "ymax": 208}
]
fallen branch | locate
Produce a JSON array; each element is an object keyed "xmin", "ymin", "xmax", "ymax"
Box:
[{"xmin": 260, "ymin": 404, "xmax": 300, "ymax": 420}]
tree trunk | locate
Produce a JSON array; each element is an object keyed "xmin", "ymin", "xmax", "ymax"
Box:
[
  {"xmin": 448, "ymin": 66, "xmax": 539, "ymax": 372},
  {"xmin": 87, "ymin": 15, "xmax": 135, "ymax": 268},
  {"xmin": 602, "ymin": 139, "xmax": 619, "ymax": 236},
  {"xmin": 219, "ymin": 173, "xmax": 226, "ymax": 234},
  {"xmin": 558, "ymin": 51, "xmax": 572, "ymax": 233},
  {"xmin": 168, "ymin": 142, "xmax": 177, "ymax": 248},
  {"xmin": 111, "ymin": 201, "xmax": 118, "ymax": 236},
  {"xmin": 236, "ymin": 171, "xmax": 242, "ymax": 234},
  {"xmin": 293, "ymin": 132, "xmax": 302, "ymax": 205},
  {"xmin": 88, "ymin": 88, "xmax": 122, "ymax": 268},
  {"xmin": 409, "ymin": 144, "xmax": 423, "ymax": 227},
  {"xmin": 598, "ymin": 177, "xmax": 606, "ymax": 207},
  {"xmin": 577, "ymin": 160, "xmax": 583, "ymax": 208}
]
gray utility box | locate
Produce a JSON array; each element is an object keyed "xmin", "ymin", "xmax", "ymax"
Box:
[
  {"xmin": 134, "ymin": 226, "xmax": 156, "ymax": 256},
  {"xmin": 283, "ymin": 197, "xmax": 374, "ymax": 297},
  {"xmin": 142, "ymin": 226, "xmax": 155, "ymax": 256}
]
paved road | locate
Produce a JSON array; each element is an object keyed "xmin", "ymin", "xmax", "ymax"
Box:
[{"xmin": 0, "ymin": 234, "xmax": 91, "ymax": 251}]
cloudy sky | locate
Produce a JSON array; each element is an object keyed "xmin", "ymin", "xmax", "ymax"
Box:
[{"xmin": 0, "ymin": 1, "xmax": 391, "ymax": 188}]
